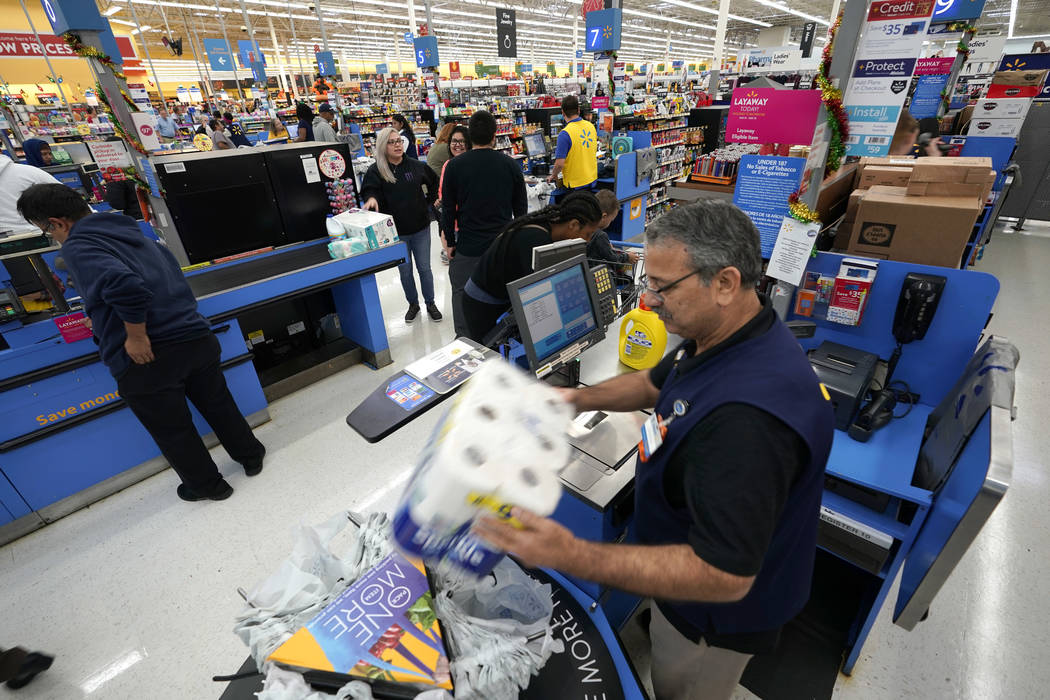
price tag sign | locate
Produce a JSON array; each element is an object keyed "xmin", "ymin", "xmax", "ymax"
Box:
[{"xmin": 584, "ymin": 8, "xmax": 621, "ymax": 53}]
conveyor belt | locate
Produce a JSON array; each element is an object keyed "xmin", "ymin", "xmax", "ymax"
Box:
[{"xmin": 186, "ymin": 243, "xmax": 333, "ymax": 298}]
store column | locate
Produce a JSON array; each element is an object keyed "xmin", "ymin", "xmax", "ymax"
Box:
[{"xmin": 708, "ymin": 0, "xmax": 730, "ymax": 97}]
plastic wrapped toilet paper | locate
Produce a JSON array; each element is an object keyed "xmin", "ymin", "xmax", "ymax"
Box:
[{"xmin": 393, "ymin": 359, "xmax": 573, "ymax": 576}]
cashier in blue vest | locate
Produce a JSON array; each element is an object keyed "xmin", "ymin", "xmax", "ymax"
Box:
[{"xmin": 477, "ymin": 200, "xmax": 835, "ymax": 700}]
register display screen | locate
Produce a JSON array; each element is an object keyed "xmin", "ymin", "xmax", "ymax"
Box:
[
  {"xmin": 518, "ymin": 263, "xmax": 597, "ymax": 361},
  {"xmin": 524, "ymin": 133, "xmax": 546, "ymax": 157}
]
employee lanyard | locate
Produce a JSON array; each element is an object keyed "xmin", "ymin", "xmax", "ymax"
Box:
[{"xmin": 638, "ymin": 347, "xmax": 690, "ymax": 462}]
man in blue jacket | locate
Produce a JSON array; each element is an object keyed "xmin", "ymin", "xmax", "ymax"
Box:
[{"xmin": 17, "ymin": 184, "xmax": 265, "ymax": 502}]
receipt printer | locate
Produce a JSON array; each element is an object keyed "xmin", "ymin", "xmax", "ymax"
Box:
[{"xmin": 809, "ymin": 341, "xmax": 879, "ymax": 430}]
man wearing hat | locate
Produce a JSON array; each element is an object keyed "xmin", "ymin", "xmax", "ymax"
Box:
[{"xmin": 313, "ymin": 103, "xmax": 339, "ymax": 142}]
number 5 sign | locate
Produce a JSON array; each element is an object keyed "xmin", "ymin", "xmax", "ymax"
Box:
[{"xmin": 413, "ymin": 36, "xmax": 439, "ymax": 68}]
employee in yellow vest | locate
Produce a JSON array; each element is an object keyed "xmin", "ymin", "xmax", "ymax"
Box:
[{"xmin": 548, "ymin": 95, "xmax": 597, "ymax": 200}]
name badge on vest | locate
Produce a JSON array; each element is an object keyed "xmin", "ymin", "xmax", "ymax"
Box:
[{"xmin": 638, "ymin": 399, "xmax": 689, "ymax": 462}]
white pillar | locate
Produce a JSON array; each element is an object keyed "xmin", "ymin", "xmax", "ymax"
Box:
[
  {"xmin": 713, "ymin": 0, "xmax": 730, "ymax": 75},
  {"xmin": 267, "ymin": 15, "xmax": 289, "ymax": 95}
]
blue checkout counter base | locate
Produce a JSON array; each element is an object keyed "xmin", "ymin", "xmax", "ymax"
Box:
[{"xmin": 0, "ymin": 241, "xmax": 405, "ymax": 546}]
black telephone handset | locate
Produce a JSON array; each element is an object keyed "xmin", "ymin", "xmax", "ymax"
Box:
[{"xmin": 892, "ymin": 273, "xmax": 947, "ymax": 344}]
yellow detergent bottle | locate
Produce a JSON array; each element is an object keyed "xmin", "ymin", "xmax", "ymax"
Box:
[{"xmin": 619, "ymin": 299, "xmax": 667, "ymax": 370}]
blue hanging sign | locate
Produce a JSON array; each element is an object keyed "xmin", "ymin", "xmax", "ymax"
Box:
[
  {"xmin": 910, "ymin": 73, "xmax": 951, "ymax": 119},
  {"xmin": 584, "ymin": 8, "xmax": 622, "ymax": 53},
  {"xmin": 203, "ymin": 39, "xmax": 233, "ymax": 71},
  {"xmin": 316, "ymin": 50, "xmax": 335, "ymax": 76},
  {"xmin": 376, "ymin": 63, "xmax": 389, "ymax": 75},
  {"xmin": 932, "ymin": 0, "xmax": 987, "ymax": 22},
  {"xmin": 237, "ymin": 40, "xmax": 265, "ymax": 68},
  {"xmin": 404, "ymin": 32, "xmax": 414, "ymax": 45},
  {"xmin": 414, "ymin": 36, "xmax": 439, "ymax": 68},
  {"xmin": 40, "ymin": 0, "xmax": 106, "ymax": 35},
  {"xmin": 250, "ymin": 60, "xmax": 267, "ymax": 83}
]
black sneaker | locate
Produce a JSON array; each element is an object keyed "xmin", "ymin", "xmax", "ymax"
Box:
[
  {"xmin": 405, "ymin": 304, "xmax": 421, "ymax": 323},
  {"xmin": 426, "ymin": 303, "xmax": 443, "ymax": 321},
  {"xmin": 242, "ymin": 446, "xmax": 267, "ymax": 477},
  {"xmin": 177, "ymin": 479, "xmax": 233, "ymax": 502},
  {"xmin": 6, "ymin": 652, "xmax": 53, "ymax": 689}
]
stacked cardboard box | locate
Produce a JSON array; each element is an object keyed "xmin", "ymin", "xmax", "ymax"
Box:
[
  {"xmin": 985, "ymin": 69, "xmax": 1048, "ymax": 99},
  {"xmin": 834, "ymin": 157, "xmax": 994, "ymax": 267},
  {"xmin": 967, "ymin": 97, "xmax": 1034, "ymax": 139},
  {"xmin": 848, "ymin": 185, "xmax": 982, "ymax": 267}
]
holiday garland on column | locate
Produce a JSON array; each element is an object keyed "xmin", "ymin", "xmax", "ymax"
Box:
[{"xmin": 787, "ymin": 9, "xmax": 850, "ymax": 225}]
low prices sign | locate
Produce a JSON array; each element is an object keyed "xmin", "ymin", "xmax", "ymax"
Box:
[
  {"xmin": 0, "ymin": 31, "xmax": 75, "ymax": 57},
  {"xmin": 725, "ymin": 87, "xmax": 822, "ymax": 145}
]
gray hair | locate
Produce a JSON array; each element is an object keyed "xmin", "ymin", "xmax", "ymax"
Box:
[
  {"xmin": 645, "ymin": 200, "xmax": 762, "ymax": 287},
  {"xmin": 374, "ymin": 127, "xmax": 399, "ymax": 184}
]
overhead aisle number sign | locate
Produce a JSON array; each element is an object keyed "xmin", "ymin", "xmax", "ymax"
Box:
[
  {"xmin": 316, "ymin": 50, "xmax": 335, "ymax": 77},
  {"xmin": 585, "ymin": 8, "xmax": 621, "ymax": 52},
  {"xmin": 413, "ymin": 36, "xmax": 439, "ymax": 68}
]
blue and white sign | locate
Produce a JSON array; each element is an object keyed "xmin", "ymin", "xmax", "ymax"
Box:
[
  {"xmin": 250, "ymin": 60, "xmax": 267, "ymax": 83},
  {"xmin": 40, "ymin": 0, "xmax": 106, "ymax": 35},
  {"xmin": 844, "ymin": 105, "xmax": 903, "ymax": 156},
  {"xmin": 585, "ymin": 8, "xmax": 622, "ymax": 53},
  {"xmin": 910, "ymin": 73, "xmax": 951, "ymax": 119},
  {"xmin": 237, "ymin": 39, "xmax": 265, "ymax": 68},
  {"xmin": 933, "ymin": 0, "xmax": 987, "ymax": 22},
  {"xmin": 732, "ymin": 155, "xmax": 806, "ymax": 257},
  {"xmin": 403, "ymin": 32, "xmax": 414, "ymax": 45},
  {"xmin": 852, "ymin": 57, "xmax": 917, "ymax": 78},
  {"xmin": 376, "ymin": 63, "xmax": 389, "ymax": 76},
  {"xmin": 576, "ymin": 49, "xmax": 583, "ymax": 59},
  {"xmin": 316, "ymin": 50, "xmax": 335, "ymax": 76},
  {"xmin": 203, "ymin": 39, "xmax": 233, "ymax": 71},
  {"xmin": 413, "ymin": 36, "xmax": 439, "ymax": 68}
]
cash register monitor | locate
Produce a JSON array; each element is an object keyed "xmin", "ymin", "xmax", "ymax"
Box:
[
  {"xmin": 506, "ymin": 254, "xmax": 606, "ymax": 377},
  {"xmin": 524, "ymin": 133, "xmax": 547, "ymax": 158}
]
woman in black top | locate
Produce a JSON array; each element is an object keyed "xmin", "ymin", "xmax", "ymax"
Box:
[
  {"xmin": 293, "ymin": 102, "xmax": 315, "ymax": 142},
  {"xmin": 361, "ymin": 127, "xmax": 441, "ymax": 323},
  {"xmin": 462, "ymin": 191, "xmax": 603, "ymax": 342},
  {"xmin": 390, "ymin": 113, "xmax": 419, "ymax": 159}
]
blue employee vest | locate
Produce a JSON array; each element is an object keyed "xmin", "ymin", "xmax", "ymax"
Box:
[{"xmin": 633, "ymin": 319, "xmax": 834, "ymax": 635}]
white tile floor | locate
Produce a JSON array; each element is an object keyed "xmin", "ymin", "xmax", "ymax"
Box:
[{"xmin": 2, "ymin": 221, "xmax": 1048, "ymax": 699}]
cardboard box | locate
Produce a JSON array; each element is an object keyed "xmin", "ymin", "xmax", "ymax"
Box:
[
  {"xmin": 986, "ymin": 84, "xmax": 1043, "ymax": 99},
  {"xmin": 857, "ymin": 165, "xmax": 912, "ymax": 189},
  {"xmin": 967, "ymin": 117, "xmax": 1024, "ymax": 138},
  {"xmin": 849, "ymin": 186, "xmax": 981, "ymax": 267},
  {"xmin": 909, "ymin": 157, "xmax": 994, "ymax": 185},
  {"xmin": 906, "ymin": 170, "xmax": 996, "ymax": 203},
  {"xmin": 973, "ymin": 97, "xmax": 1032, "ymax": 120},
  {"xmin": 334, "ymin": 210, "xmax": 400, "ymax": 249},
  {"xmin": 989, "ymin": 69, "xmax": 1048, "ymax": 87}
]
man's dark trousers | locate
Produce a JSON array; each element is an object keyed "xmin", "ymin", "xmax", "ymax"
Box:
[{"xmin": 117, "ymin": 333, "xmax": 264, "ymax": 493}]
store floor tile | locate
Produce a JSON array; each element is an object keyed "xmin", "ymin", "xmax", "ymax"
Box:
[{"xmin": 1, "ymin": 222, "xmax": 1048, "ymax": 699}]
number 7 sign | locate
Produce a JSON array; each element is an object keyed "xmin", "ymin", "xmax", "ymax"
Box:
[{"xmin": 584, "ymin": 8, "xmax": 621, "ymax": 52}]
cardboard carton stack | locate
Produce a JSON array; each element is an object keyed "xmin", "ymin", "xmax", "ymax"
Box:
[
  {"xmin": 984, "ymin": 69, "xmax": 1048, "ymax": 100},
  {"xmin": 834, "ymin": 156, "xmax": 994, "ymax": 267}
]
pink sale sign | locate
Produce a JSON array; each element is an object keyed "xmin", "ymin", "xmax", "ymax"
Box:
[{"xmin": 725, "ymin": 87, "xmax": 822, "ymax": 145}]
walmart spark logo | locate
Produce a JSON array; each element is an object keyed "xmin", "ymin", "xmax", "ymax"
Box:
[
  {"xmin": 1004, "ymin": 58, "xmax": 1026, "ymax": 69},
  {"xmin": 580, "ymin": 133, "xmax": 594, "ymax": 149},
  {"xmin": 603, "ymin": 24, "xmax": 613, "ymax": 39}
]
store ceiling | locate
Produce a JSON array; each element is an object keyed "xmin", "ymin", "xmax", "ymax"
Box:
[{"xmin": 95, "ymin": 0, "xmax": 1049, "ymax": 79}]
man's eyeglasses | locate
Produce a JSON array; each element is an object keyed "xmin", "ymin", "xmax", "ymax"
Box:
[
  {"xmin": 39, "ymin": 220, "xmax": 55, "ymax": 235},
  {"xmin": 641, "ymin": 269, "xmax": 703, "ymax": 303}
]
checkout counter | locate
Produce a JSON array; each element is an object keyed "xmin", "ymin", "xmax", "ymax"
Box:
[
  {"xmin": 345, "ymin": 250, "xmax": 1015, "ymax": 693},
  {"xmin": 0, "ymin": 142, "xmax": 403, "ymax": 547}
]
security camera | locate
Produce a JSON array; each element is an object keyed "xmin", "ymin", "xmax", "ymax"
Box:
[{"xmin": 240, "ymin": 25, "xmax": 247, "ymax": 32}]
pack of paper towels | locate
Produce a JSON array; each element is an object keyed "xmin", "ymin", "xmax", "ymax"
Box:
[{"xmin": 392, "ymin": 359, "xmax": 574, "ymax": 576}]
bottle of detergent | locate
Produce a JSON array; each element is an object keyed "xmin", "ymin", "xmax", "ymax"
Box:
[
  {"xmin": 325, "ymin": 214, "xmax": 345, "ymax": 241},
  {"xmin": 619, "ymin": 299, "xmax": 667, "ymax": 370}
]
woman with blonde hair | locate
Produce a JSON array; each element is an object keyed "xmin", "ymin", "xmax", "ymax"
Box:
[
  {"xmin": 426, "ymin": 122, "xmax": 456, "ymax": 177},
  {"xmin": 361, "ymin": 127, "xmax": 441, "ymax": 323}
]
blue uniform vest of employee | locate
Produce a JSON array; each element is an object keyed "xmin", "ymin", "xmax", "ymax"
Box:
[{"xmin": 634, "ymin": 319, "xmax": 834, "ymax": 635}]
